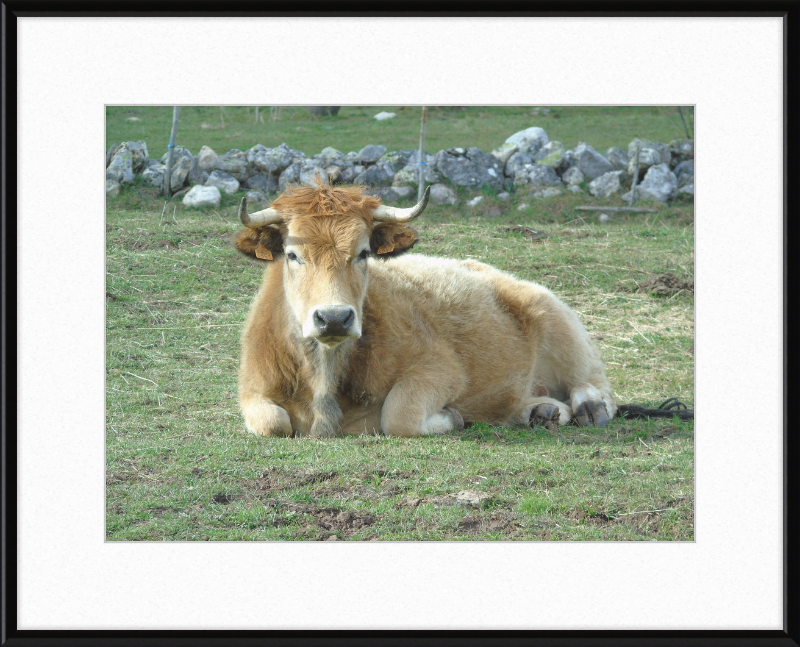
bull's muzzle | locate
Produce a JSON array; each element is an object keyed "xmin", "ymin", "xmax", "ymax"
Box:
[{"xmin": 310, "ymin": 305, "xmax": 358, "ymax": 343}]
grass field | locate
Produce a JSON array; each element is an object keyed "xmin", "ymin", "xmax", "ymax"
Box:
[
  {"xmin": 106, "ymin": 150, "xmax": 695, "ymax": 541},
  {"xmin": 106, "ymin": 105, "xmax": 694, "ymax": 160}
]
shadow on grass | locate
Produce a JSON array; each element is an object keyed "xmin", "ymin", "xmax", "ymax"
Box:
[{"xmin": 449, "ymin": 418, "xmax": 693, "ymax": 447}]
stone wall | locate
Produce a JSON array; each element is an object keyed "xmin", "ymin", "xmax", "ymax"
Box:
[{"xmin": 105, "ymin": 127, "xmax": 694, "ymax": 209}]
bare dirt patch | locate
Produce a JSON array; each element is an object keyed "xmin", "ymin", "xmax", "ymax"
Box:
[
  {"xmin": 275, "ymin": 501, "xmax": 378, "ymax": 540},
  {"xmin": 457, "ymin": 512, "xmax": 521, "ymax": 534},
  {"xmin": 637, "ymin": 272, "xmax": 694, "ymax": 296}
]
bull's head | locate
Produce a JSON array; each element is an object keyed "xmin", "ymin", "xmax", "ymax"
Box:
[{"xmin": 235, "ymin": 184, "xmax": 429, "ymax": 347}]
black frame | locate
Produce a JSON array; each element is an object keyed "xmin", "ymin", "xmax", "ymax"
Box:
[{"xmin": 2, "ymin": 3, "xmax": 796, "ymax": 646}]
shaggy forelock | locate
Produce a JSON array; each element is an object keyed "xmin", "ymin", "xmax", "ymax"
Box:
[
  {"xmin": 274, "ymin": 184, "xmax": 377, "ymax": 269},
  {"xmin": 272, "ymin": 183, "xmax": 381, "ymax": 226}
]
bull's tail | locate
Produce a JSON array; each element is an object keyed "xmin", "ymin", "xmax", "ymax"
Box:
[{"xmin": 616, "ymin": 398, "xmax": 694, "ymax": 421}]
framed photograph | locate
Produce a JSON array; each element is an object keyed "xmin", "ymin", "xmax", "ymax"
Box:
[{"xmin": 4, "ymin": 6, "xmax": 796, "ymax": 645}]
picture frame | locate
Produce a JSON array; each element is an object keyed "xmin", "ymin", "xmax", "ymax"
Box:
[{"xmin": 3, "ymin": 5, "xmax": 796, "ymax": 645}]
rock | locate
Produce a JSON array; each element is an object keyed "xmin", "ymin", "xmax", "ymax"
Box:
[
  {"xmin": 187, "ymin": 158, "xmax": 207, "ymax": 186},
  {"xmin": 504, "ymin": 127, "xmax": 548, "ymax": 155},
  {"xmin": 279, "ymin": 162, "xmax": 301, "ymax": 192},
  {"xmin": 505, "ymin": 151, "xmax": 534, "ymax": 178},
  {"xmin": 339, "ymin": 167, "xmax": 357, "ymax": 184},
  {"xmin": 105, "ymin": 166, "xmax": 124, "ymax": 183},
  {"xmin": 108, "ymin": 141, "xmax": 148, "ymax": 178},
  {"xmin": 160, "ymin": 145, "xmax": 192, "ymax": 165},
  {"xmin": 106, "ymin": 143, "xmax": 137, "ymax": 184},
  {"xmin": 197, "ymin": 145, "xmax": 218, "ymax": 171},
  {"xmin": 605, "ymin": 146, "xmax": 629, "ymax": 172},
  {"xmin": 306, "ymin": 106, "xmax": 340, "ymax": 117},
  {"xmin": 429, "ymin": 490, "xmax": 492, "ymax": 508},
  {"xmin": 535, "ymin": 141, "xmax": 565, "ymax": 167},
  {"xmin": 374, "ymin": 111, "xmax": 396, "ymax": 120},
  {"xmin": 562, "ymin": 167, "xmax": 585, "ymax": 186},
  {"xmin": 381, "ymin": 149, "xmax": 416, "ymax": 172},
  {"xmin": 210, "ymin": 156, "xmax": 247, "ymax": 182},
  {"xmin": 355, "ymin": 164, "xmax": 393, "ymax": 187},
  {"xmin": 588, "ymin": 170, "xmax": 625, "ymax": 198},
  {"xmin": 467, "ymin": 196, "xmax": 484, "ymax": 207},
  {"xmin": 251, "ymin": 144, "xmax": 294, "ymax": 175},
  {"xmin": 141, "ymin": 164, "xmax": 166, "ymax": 188},
  {"xmin": 517, "ymin": 203, "xmax": 530, "ymax": 211},
  {"xmin": 574, "ymin": 143, "xmax": 614, "ymax": 181},
  {"xmin": 126, "ymin": 141, "xmax": 149, "ymax": 173},
  {"xmin": 627, "ymin": 138, "xmax": 671, "ymax": 177},
  {"xmin": 393, "ymin": 153, "xmax": 439, "ymax": 187},
  {"xmin": 222, "ymin": 148, "xmax": 247, "ymax": 161},
  {"xmin": 673, "ymin": 160, "xmax": 694, "ymax": 187},
  {"xmin": 319, "ymin": 146, "xmax": 345, "ymax": 167},
  {"xmin": 246, "ymin": 144, "xmax": 269, "ymax": 164},
  {"xmin": 675, "ymin": 183, "xmax": 694, "ymax": 199},
  {"xmin": 299, "ymin": 167, "xmax": 330, "ymax": 186},
  {"xmin": 568, "ymin": 185, "xmax": 585, "ymax": 194},
  {"xmin": 517, "ymin": 163, "xmax": 562, "ymax": 187},
  {"xmin": 302, "ymin": 157, "xmax": 326, "ymax": 171},
  {"xmin": 357, "ymin": 144, "xmax": 387, "ymax": 164},
  {"xmin": 170, "ymin": 155, "xmax": 193, "ymax": 192},
  {"xmin": 182, "ymin": 185, "xmax": 221, "ymax": 208},
  {"xmin": 243, "ymin": 173, "xmax": 278, "ymax": 194},
  {"xmin": 598, "ymin": 213, "xmax": 610, "ymax": 223},
  {"xmin": 245, "ymin": 190, "xmax": 268, "ymax": 208},
  {"xmin": 205, "ymin": 170, "xmax": 240, "ymax": 195},
  {"xmin": 106, "ymin": 143, "xmax": 119, "ymax": 168},
  {"xmin": 429, "ymin": 183, "xmax": 459, "ymax": 206},
  {"xmin": 491, "ymin": 142, "xmax": 519, "ymax": 166},
  {"xmin": 497, "ymin": 192, "xmax": 511, "ymax": 201},
  {"xmin": 141, "ymin": 158, "xmax": 161, "ymax": 171},
  {"xmin": 622, "ymin": 163, "xmax": 677, "ymax": 203},
  {"xmin": 668, "ymin": 139, "xmax": 694, "ymax": 168},
  {"xmin": 534, "ymin": 187, "xmax": 563, "ymax": 199},
  {"xmin": 105, "ymin": 179, "xmax": 121, "ymax": 198},
  {"xmin": 436, "ymin": 147, "xmax": 504, "ymax": 191},
  {"xmin": 366, "ymin": 186, "xmax": 415, "ymax": 202}
]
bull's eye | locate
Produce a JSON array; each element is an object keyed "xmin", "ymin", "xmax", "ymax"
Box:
[
  {"xmin": 286, "ymin": 251, "xmax": 301, "ymax": 263},
  {"xmin": 357, "ymin": 249, "xmax": 370, "ymax": 262}
]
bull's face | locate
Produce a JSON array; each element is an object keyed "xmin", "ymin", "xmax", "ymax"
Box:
[
  {"xmin": 282, "ymin": 217, "xmax": 371, "ymax": 346},
  {"xmin": 235, "ymin": 185, "xmax": 429, "ymax": 347}
]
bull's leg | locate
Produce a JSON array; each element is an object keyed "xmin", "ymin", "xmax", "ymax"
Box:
[
  {"xmin": 380, "ymin": 374, "xmax": 466, "ymax": 438},
  {"xmin": 530, "ymin": 298, "xmax": 617, "ymax": 428},
  {"xmin": 518, "ymin": 397, "xmax": 572, "ymax": 432},
  {"xmin": 240, "ymin": 395, "xmax": 293, "ymax": 437},
  {"xmin": 569, "ymin": 383, "xmax": 615, "ymax": 428}
]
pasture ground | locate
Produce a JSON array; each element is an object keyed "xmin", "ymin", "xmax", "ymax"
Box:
[
  {"xmin": 106, "ymin": 105, "xmax": 693, "ymax": 160},
  {"xmin": 106, "ymin": 180, "xmax": 694, "ymax": 541}
]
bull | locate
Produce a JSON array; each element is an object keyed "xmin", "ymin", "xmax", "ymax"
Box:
[{"xmin": 234, "ymin": 182, "xmax": 617, "ymax": 438}]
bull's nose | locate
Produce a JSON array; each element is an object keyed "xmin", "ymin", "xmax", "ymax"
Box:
[{"xmin": 313, "ymin": 306, "xmax": 355, "ymax": 337}]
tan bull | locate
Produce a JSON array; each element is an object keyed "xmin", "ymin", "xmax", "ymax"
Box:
[{"xmin": 234, "ymin": 182, "xmax": 616, "ymax": 438}]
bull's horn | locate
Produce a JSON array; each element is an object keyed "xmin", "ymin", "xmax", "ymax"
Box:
[
  {"xmin": 371, "ymin": 186, "xmax": 430, "ymax": 223},
  {"xmin": 239, "ymin": 197, "xmax": 282, "ymax": 227}
]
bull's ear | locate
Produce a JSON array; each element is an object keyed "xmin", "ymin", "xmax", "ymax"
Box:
[
  {"xmin": 370, "ymin": 223, "xmax": 419, "ymax": 258},
  {"xmin": 234, "ymin": 226, "xmax": 284, "ymax": 262}
]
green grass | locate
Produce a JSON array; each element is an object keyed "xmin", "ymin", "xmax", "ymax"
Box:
[
  {"xmin": 106, "ymin": 182, "xmax": 694, "ymax": 541},
  {"xmin": 106, "ymin": 105, "xmax": 694, "ymax": 160}
]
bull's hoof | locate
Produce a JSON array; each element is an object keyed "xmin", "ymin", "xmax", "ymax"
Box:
[
  {"xmin": 444, "ymin": 407, "xmax": 465, "ymax": 431},
  {"xmin": 309, "ymin": 421, "xmax": 339, "ymax": 438},
  {"xmin": 529, "ymin": 403, "xmax": 560, "ymax": 433},
  {"xmin": 573, "ymin": 401, "xmax": 610, "ymax": 428}
]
